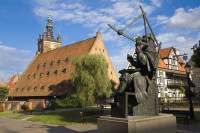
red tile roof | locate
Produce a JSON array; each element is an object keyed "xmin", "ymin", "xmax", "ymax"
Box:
[
  {"xmin": 158, "ymin": 58, "xmax": 168, "ymax": 69},
  {"xmin": 160, "ymin": 47, "xmax": 172, "ymax": 58},
  {"xmin": 8, "ymin": 37, "xmax": 96, "ymax": 97}
]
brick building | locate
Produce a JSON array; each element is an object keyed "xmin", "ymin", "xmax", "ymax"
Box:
[{"xmin": 7, "ymin": 15, "xmax": 119, "ymax": 102}]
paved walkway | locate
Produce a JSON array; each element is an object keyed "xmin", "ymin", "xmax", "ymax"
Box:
[
  {"xmin": 0, "ymin": 115, "xmax": 97, "ymax": 133},
  {"xmin": 0, "ymin": 107, "xmax": 199, "ymax": 133}
]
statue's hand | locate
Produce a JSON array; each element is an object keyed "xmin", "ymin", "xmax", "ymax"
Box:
[{"xmin": 127, "ymin": 54, "xmax": 133, "ymax": 62}]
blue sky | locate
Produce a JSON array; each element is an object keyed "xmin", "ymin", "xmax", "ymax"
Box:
[{"xmin": 0, "ymin": 0, "xmax": 200, "ymax": 82}]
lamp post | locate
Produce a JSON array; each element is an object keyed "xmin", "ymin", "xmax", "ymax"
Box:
[{"xmin": 185, "ymin": 62, "xmax": 195, "ymax": 120}]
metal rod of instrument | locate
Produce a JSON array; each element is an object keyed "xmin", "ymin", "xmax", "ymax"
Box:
[
  {"xmin": 108, "ymin": 24, "xmax": 118, "ymax": 32},
  {"xmin": 121, "ymin": 14, "xmax": 143, "ymax": 31},
  {"xmin": 143, "ymin": 14, "xmax": 148, "ymax": 42},
  {"xmin": 139, "ymin": 5, "xmax": 159, "ymax": 46}
]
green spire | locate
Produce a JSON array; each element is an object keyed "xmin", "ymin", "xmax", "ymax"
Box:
[{"xmin": 46, "ymin": 14, "xmax": 53, "ymax": 31}]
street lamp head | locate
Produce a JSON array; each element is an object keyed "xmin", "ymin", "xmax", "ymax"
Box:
[{"xmin": 182, "ymin": 53, "xmax": 188, "ymax": 61}]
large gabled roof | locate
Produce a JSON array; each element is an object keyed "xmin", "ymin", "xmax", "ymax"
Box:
[{"xmin": 8, "ymin": 37, "xmax": 96, "ymax": 97}]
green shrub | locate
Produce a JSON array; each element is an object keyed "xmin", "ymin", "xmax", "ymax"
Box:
[
  {"xmin": 0, "ymin": 105, "xmax": 4, "ymax": 112},
  {"xmin": 21, "ymin": 104, "xmax": 30, "ymax": 111}
]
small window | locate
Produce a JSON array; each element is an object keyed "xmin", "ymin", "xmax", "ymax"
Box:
[
  {"xmin": 44, "ymin": 63, "xmax": 47, "ymax": 68},
  {"xmin": 62, "ymin": 68, "xmax": 67, "ymax": 73},
  {"xmin": 54, "ymin": 70, "xmax": 58, "ymax": 74},
  {"xmin": 37, "ymin": 63, "xmax": 42, "ymax": 69},
  {"xmin": 111, "ymin": 71, "xmax": 112, "ymax": 75},
  {"xmin": 65, "ymin": 58, "xmax": 69, "ymax": 63},
  {"xmin": 40, "ymin": 72, "xmax": 44, "ymax": 77},
  {"xmin": 27, "ymin": 87, "xmax": 31, "ymax": 91},
  {"xmin": 28, "ymin": 75, "xmax": 31, "ymax": 79},
  {"xmin": 47, "ymin": 71, "xmax": 50, "ymax": 76},
  {"xmin": 34, "ymin": 87, "xmax": 37, "ymax": 91},
  {"xmin": 103, "ymin": 49, "xmax": 104, "ymax": 52},
  {"xmin": 21, "ymin": 88, "xmax": 25, "ymax": 92},
  {"xmin": 16, "ymin": 88, "xmax": 19, "ymax": 92},
  {"xmin": 34, "ymin": 74, "xmax": 37, "ymax": 78},
  {"xmin": 50, "ymin": 61, "xmax": 54, "ymax": 66},
  {"xmin": 57, "ymin": 60, "xmax": 61, "ymax": 64},
  {"xmin": 95, "ymin": 47, "xmax": 97, "ymax": 51},
  {"xmin": 99, "ymin": 48, "xmax": 101, "ymax": 52},
  {"xmin": 41, "ymin": 86, "xmax": 45, "ymax": 90}
]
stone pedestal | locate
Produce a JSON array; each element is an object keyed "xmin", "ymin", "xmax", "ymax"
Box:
[{"xmin": 97, "ymin": 113, "xmax": 176, "ymax": 133}]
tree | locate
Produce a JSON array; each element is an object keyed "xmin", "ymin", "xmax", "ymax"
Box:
[
  {"xmin": 191, "ymin": 47, "xmax": 200, "ymax": 68},
  {"xmin": 179, "ymin": 86, "xmax": 185, "ymax": 94},
  {"xmin": 70, "ymin": 54, "xmax": 112, "ymax": 107},
  {"xmin": 0, "ymin": 87, "xmax": 9, "ymax": 101}
]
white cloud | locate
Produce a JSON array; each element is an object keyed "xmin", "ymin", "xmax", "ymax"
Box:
[
  {"xmin": 169, "ymin": 7, "xmax": 200, "ymax": 29},
  {"xmin": 110, "ymin": 44, "xmax": 135, "ymax": 76},
  {"xmin": 150, "ymin": 0, "xmax": 162, "ymax": 7},
  {"xmin": 32, "ymin": 0, "xmax": 156, "ymax": 42},
  {"xmin": 176, "ymin": 36, "xmax": 186, "ymax": 43},
  {"xmin": 0, "ymin": 45, "xmax": 34, "ymax": 82},
  {"xmin": 156, "ymin": 15, "xmax": 169, "ymax": 24}
]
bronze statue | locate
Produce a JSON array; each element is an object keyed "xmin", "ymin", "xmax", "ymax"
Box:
[{"xmin": 108, "ymin": 5, "xmax": 162, "ymax": 118}]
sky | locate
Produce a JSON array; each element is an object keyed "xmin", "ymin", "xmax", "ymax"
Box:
[{"xmin": 0, "ymin": 0, "xmax": 200, "ymax": 82}]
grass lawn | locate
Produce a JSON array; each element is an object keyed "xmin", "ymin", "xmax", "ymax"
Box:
[
  {"xmin": 0, "ymin": 111, "xmax": 15, "ymax": 116},
  {"xmin": 8, "ymin": 109, "xmax": 200, "ymax": 126},
  {"xmin": 9, "ymin": 109, "xmax": 110, "ymax": 126}
]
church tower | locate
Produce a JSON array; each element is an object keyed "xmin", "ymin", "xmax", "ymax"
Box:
[{"xmin": 37, "ymin": 14, "xmax": 61, "ymax": 55}]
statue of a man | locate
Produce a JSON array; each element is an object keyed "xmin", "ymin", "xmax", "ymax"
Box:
[{"xmin": 113, "ymin": 33, "xmax": 159, "ymax": 116}]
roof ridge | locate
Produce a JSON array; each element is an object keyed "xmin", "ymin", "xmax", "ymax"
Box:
[{"xmin": 38, "ymin": 36, "xmax": 96, "ymax": 56}]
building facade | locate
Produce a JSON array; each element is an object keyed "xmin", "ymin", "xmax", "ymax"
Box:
[
  {"xmin": 7, "ymin": 15, "xmax": 119, "ymax": 101},
  {"xmin": 157, "ymin": 47, "xmax": 187, "ymax": 103}
]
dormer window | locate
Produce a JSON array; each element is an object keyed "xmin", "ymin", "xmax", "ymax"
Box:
[
  {"xmin": 41, "ymin": 86, "xmax": 45, "ymax": 91},
  {"xmin": 57, "ymin": 60, "xmax": 61, "ymax": 64},
  {"xmin": 34, "ymin": 86, "xmax": 38, "ymax": 91},
  {"xmin": 40, "ymin": 72, "xmax": 44, "ymax": 78},
  {"xmin": 50, "ymin": 61, "xmax": 54, "ymax": 66},
  {"xmin": 27, "ymin": 87, "xmax": 31, "ymax": 91},
  {"xmin": 33, "ymin": 74, "xmax": 37, "ymax": 78},
  {"xmin": 47, "ymin": 71, "xmax": 50, "ymax": 76},
  {"xmin": 37, "ymin": 63, "xmax": 42, "ymax": 69},
  {"xmin": 65, "ymin": 58, "xmax": 69, "ymax": 63},
  {"xmin": 54, "ymin": 70, "xmax": 58, "ymax": 74},
  {"xmin": 62, "ymin": 68, "xmax": 67, "ymax": 73},
  {"xmin": 44, "ymin": 63, "xmax": 47, "ymax": 68}
]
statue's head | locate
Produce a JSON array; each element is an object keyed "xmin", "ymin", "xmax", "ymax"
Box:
[{"xmin": 142, "ymin": 33, "xmax": 155, "ymax": 42}]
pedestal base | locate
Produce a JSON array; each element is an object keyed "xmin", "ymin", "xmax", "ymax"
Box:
[{"xmin": 97, "ymin": 113, "xmax": 176, "ymax": 133}]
